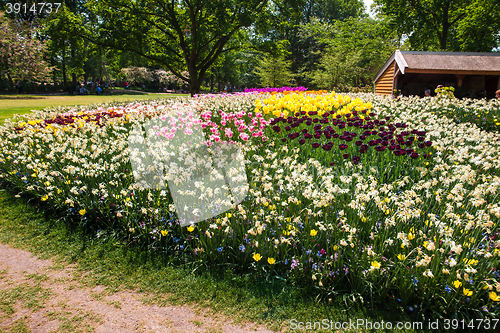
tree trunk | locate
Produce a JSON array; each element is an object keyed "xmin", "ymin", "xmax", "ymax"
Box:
[
  {"xmin": 189, "ymin": 76, "xmax": 201, "ymax": 96},
  {"xmin": 439, "ymin": 4, "xmax": 450, "ymax": 50},
  {"xmin": 7, "ymin": 72, "xmax": 14, "ymax": 91},
  {"xmin": 62, "ymin": 60, "xmax": 67, "ymax": 86},
  {"xmin": 71, "ymin": 47, "xmax": 77, "ymax": 86}
]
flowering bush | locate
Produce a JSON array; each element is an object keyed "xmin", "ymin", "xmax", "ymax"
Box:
[{"xmin": 0, "ymin": 91, "xmax": 499, "ymax": 321}]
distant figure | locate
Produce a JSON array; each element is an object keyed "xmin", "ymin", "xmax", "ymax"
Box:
[
  {"xmin": 142, "ymin": 84, "xmax": 146, "ymax": 91},
  {"xmin": 96, "ymin": 84, "xmax": 102, "ymax": 95},
  {"xmin": 15, "ymin": 82, "xmax": 22, "ymax": 94},
  {"xmin": 424, "ymin": 89, "xmax": 432, "ymax": 97},
  {"xmin": 124, "ymin": 82, "xmax": 129, "ymax": 89},
  {"xmin": 496, "ymin": 90, "xmax": 500, "ymax": 99},
  {"xmin": 79, "ymin": 83, "xmax": 87, "ymax": 95}
]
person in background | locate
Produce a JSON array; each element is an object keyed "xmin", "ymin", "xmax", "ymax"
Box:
[
  {"xmin": 495, "ymin": 90, "xmax": 500, "ymax": 99},
  {"xmin": 425, "ymin": 89, "xmax": 432, "ymax": 97},
  {"xmin": 15, "ymin": 81, "xmax": 22, "ymax": 94}
]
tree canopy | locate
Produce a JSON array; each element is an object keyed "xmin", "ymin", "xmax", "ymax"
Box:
[
  {"xmin": 374, "ymin": 0, "xmax": 500, "ymax": 51},
  {"xmin": 72, "ymin": 0, "xmax": 272, "ymax": 95},
  {"xmin": 0, "ymin": 11, "xmax": 53, "ymax": 89}
]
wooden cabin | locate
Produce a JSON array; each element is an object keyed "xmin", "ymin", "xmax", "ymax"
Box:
[{"xmin": 373, "ymin": 50, "xmax": 500, "ymax": 98}]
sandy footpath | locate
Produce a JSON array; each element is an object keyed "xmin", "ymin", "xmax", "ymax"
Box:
[{"xmin": 0, "ymin": 243, "xmax": 277, "ymax": 333}]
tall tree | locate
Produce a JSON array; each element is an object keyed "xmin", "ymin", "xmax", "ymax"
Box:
[
  {"xmin": 73, "ymin": 0, "xmax": 271, "ymax": 95},
  {"xmin": 255, "ymin": 54, "xmax": 293, "ymax": 88},
  {"xmin": 0, "ymin": 11, "xmax": 53, "ymax": 90},
  {"xmin": 373, "ymin": 0, "xmax": 500, "ymax": 51},
  {"xmin": 303, "ymin": 17, "xmax": 399, "ymax": 90},
  {"xmin": 43, "ymin": 0, "xmax": 91, "ymax": 87}
]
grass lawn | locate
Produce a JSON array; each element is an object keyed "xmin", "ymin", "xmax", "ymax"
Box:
[
  {"xmin": 0, "ymin": 90, "xmax": 188, "ymax": 124},
  {"xmin": 0, "ymin": 189, "xmax": 422, "ymax": 333}
]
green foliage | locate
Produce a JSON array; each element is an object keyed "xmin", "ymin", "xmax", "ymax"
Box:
[
  {"xmin": 80, "ymin": 0, "xmax": 271, "ymax": 95},
  {"xmin": 0, "ymin": 12, "xmax": 54, "ymax": 86},
  {"xmin": 301, "ymin": 0, "xmax": 365, "ymax": 23},
  {"xmin": 254, "ymin": 54, "xmax": 294, "ymax": 88},
  {"xmin": 374, "ymin": 0, "xmax": 500, "ymax": 51},
  {"xmin": 304, "ymin": 17, "xmax": 398, "ymax": 90}
]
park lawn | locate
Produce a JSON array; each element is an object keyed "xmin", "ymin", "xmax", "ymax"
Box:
[{"xmin": 0, "ymin": 92, "xmax": 188, "ymax": 124}]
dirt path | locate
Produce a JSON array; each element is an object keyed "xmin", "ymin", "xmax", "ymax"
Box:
[{"xmin": 0, "ymin": 243, "xmax": 277, "ymax": 333}]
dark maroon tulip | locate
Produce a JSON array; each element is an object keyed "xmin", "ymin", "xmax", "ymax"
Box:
[
  {"xmin": 272, "ymin": 125, "xmax": 281, "ymax": 133},
  {"xmin": 322, "ymin": 144, "xmax": 332, "ymax": 151},
  {"xmin": 330, "ymin": 162, "xmax": 335, "ymax": 166},
  {"xmin": 388, "ymin": 145, "xmax": 396, "ymax": 151},
  {"xmin": 410, "ymin": 152, "xmax": 419, "ymax": 159},
  {"xmin": 375, "ymin": 145, "xmax": 386, "ymax": 152},
  {"xmin": 355, "ymin": 140, "xmax": 362, "ymax": 146},
  {"xmin": 418, "ymin": 136, "xmax": 425, "ymax": 142},
  {"xmin": 302, "ymin": 129, "xmax": 308, "ymax": 133},
  {"xmin": 285, "ymin": 126, "xmax": 291, "ymax": 131},
  {"xmin": 418, "ymin": 143, "xmax": 425, "ymax": 149},
  {"xmin": 313, "ymin": 118, "xmax": 319, "ymax": 123},
  {"xmin": 339, "ymin": 144, "xmax": 348, "ymax": 150},
  {"xmin": 333, "ymin": 133, "xmax": 339, "ymax": 138},
  {"xmin": 281, "ymin": 138, "xmax": 287, "ymax": 142},
  {"xmin": 299, "ymin": 139, "xmax": 306, "ymax": 145},
  {"xmin": 425, "ymin": 141, "xmax": 432, "ymax": 147},
  {"xmin": 343, "ymin": 153, "xmax": 350, "ymax": 159},
  {"xmin": 385, "ymin": 116, "xmax": 390, "ymax": 121},
  {"xmin": 312, "ymin": 142, "xmax": 320, "ymax": 148}
]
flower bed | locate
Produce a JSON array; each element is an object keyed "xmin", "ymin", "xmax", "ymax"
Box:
[{"xmin": 0, "ymin": 92, "xmax": 499, "ymax": 321}]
